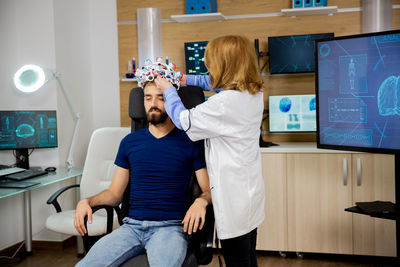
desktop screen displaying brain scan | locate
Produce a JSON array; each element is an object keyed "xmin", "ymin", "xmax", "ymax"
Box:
[
  {"xmin": 268, "ymin": 33, "xmax": 334, "ymax": 74},
  {"xmin": 184, "ymin": 41, "xmax": 208, "ymax": 75},
  {"xmin": 0, "ymin": 110, "xmax": 57, "ymax": 150},
  {"xmin": 316, "ymin": 31, "xmax": 400, "ymax": 151},
  {"xmin": 269, "ymin": 94, "xmax": 316, "ymax": 132}
]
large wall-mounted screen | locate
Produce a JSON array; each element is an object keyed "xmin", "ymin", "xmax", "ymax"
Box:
[{"xmin": 316, "ymin": 30, "xmax": 400, "ymax": 153}]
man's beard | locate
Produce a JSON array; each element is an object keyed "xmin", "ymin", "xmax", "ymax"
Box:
[{"xmin": 147, "ymin": 107, "xmax": 168, "ymax": 125}]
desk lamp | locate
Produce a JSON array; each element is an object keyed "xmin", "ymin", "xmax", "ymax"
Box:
[{"xmin": 13, "ymin": 64, "xmax": 80, "ymax": 168}]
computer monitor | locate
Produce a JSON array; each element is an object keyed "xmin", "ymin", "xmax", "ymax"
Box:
[
  {"xmin": 184, "ymin": 41, "xmax": 208, "ymax": 75},
  {"xmin": 268, "ymin": 33, "xmax": 334, "ymax": 74},
  {"xmin": 269, "ymin": 94, "xmax": 316, "ymax": 133},
  {"xmin": 0, "ymin": 110, "xmax": 58, "ymax": 168},
  {"xmin": 315, "ymin": 30, "xmax": 400, "ymax": 154}
]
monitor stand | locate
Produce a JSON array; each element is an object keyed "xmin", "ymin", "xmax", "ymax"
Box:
[
  {"xmin": 345, "ymin": 153, "xmax": 400, "ymax": 261},
  {"xmin": 259, "ymin": 135, "xmax": 279, "ymax": 147},
  {"xmin": 15, "ymin": 148, "xmax": 29, "ymax": 169}
]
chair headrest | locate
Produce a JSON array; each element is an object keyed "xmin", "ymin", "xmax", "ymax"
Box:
[{"xmin": 129, "ymin": 88, "xmax": 146, "ymax": 120}]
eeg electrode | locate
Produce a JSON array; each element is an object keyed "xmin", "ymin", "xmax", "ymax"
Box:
[{"xmin": 135, "ymin": 58, "xmax": 183, "ymax": 89}]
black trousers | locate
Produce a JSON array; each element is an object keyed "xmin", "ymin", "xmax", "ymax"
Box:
[{"xmin": 220, "ymin": 228, "xmax": 258, "ymax": 267}]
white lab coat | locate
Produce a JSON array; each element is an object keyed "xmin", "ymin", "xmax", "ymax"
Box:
[{"xmin": 180, "ymin": 89, "xmax": 265, "ymax": 239}]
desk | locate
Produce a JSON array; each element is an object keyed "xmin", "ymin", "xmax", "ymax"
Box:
[{"xmin": 0, "ymin": 167, "xmax": 83, "ymax": 254}]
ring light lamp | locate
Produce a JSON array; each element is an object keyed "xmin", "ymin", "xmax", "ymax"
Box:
[{"xmin": 13, "ymin": 64, "xmax": 46, "ymax": 93}]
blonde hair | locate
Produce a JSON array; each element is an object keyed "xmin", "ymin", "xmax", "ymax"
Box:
[{"xmin": 204, "ymin": 35, "xmax": 263, "ymax": 95}]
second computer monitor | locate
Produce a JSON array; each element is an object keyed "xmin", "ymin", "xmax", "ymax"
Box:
[
  {"xmin": 184, "ymin": 41, "xmax": 209, "ymax": 75},
  {"xmin": 0, "ymin": 110, "xmax": 58, "ymax": 150},
  {"xmin": 269, "ymin": 94, "xmax": 316, "ymax": 132},
  {"xmin": 268, "ymin": 33, "xmax": 334, "ymax": 74}
]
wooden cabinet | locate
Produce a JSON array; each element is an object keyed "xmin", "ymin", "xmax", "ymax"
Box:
[
  {"xmin": 259, "ymin": 147, "xmax": 396, "ymax": 257},
  {"xmin": 351, "ymin": 154, "xmax": 396, "ymax": 257},
  {"xmin": 258, "ymin": 153, "xmax": 287, "ymax": 251},
  {"xmin": 286, "ymin": 153, "xmax": 353, "ymax": 254}
]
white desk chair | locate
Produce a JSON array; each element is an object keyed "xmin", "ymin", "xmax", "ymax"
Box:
[{"xmin": 45, "ymin": 127, "xmax": 130, "ymax": 255}]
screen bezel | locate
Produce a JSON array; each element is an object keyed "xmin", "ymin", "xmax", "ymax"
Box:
[
  {"xmin": 268, "ymin": 32, "xmax": 334, "ymax": 75},
  {"xmin": 0, "ymin": 110, "xmax": 58, "ymax": 150},
  {"xmin": 315, "ymin": 29, "xmax": 400, "ymax": 155},
  {"xmin": 268, "ymin": 94, "xmax": 317, "ymax": 133}
]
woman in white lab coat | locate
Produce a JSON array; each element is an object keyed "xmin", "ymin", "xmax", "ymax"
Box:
[{"xmin": 155, "ymin": 35, "xmax": 265, "ymax": 267}]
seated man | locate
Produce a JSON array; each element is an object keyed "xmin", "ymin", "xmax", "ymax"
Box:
[{"xmin": 74, "ymin": 80, "xmax": 211, "ymax": 267}]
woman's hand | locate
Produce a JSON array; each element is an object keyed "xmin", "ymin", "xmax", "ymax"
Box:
[
  {"xmin": 181, "ymin": 74, "xmax": 187, "ymax": 86},
  {"xmin": 155, "ymin": 76, "xmax": 173, "ymax": 92}
]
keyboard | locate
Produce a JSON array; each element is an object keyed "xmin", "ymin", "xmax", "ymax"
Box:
[
  {"xmin": 0, "ymin": 165, "xmax": 26, "ymax": 177},
  {"xmin": 5, "ymin": 169, "xmax": 48, "ymax": 181},
  {"xmin": 0, "ymin": 181, "xmax": 40, "ymax": 188}
]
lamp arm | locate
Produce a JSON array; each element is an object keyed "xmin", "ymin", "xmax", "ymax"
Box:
[
  {"xmin": 67, "ymin": 116, "xmax": 80, "ymax": 168},
  {"xmin": 53, "ymin": 71, "xmax": 81, "ymax": 168}
]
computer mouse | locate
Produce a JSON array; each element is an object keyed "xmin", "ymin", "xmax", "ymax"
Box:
[{"xmin": 45, "ymin": 167, "xmax": 56, "ymax": 172}]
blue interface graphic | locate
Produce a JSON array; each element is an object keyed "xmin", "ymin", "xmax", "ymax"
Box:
[
  {"xmin": 268, "ymin": 33, "xmax": 334, "ymax": 74},
  {"xmin": 317, "ymin": 32, "xmax": 400, "ymax": 151},
  {"xmin": 269, "ymin": 94, "xmax": 316, "ymax": 132},
  {"xmin": 184, "ymin": 41, "xmax": 208, "ymax": 75},
  {"xmin": 0, "ymin": 111, "xmax": 57, "ymax": 150}
]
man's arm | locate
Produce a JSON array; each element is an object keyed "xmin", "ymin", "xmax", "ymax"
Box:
[
  {"xmin": 182, "ymin": 167, "xmax": 212, "ymax": 234},
  {"xmin": 74, "ymin": 166, "xmax": 129, "ymax": 236}
]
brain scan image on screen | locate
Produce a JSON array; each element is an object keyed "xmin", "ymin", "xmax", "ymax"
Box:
[
  {"xmin": 378, "ymin": 75, "xmax": 400, "ymax": 116},
  {"xmin": 16, "ymin": 124, "xmax": 35, "ymax": 138},
  {"xmin": 317, "ymin": 32, "xmax": 400, "ymax": 151},
  {"xmin": 279, "ymin": 97, "xmax": 292, "ymax": 112},
  {"xmin": 309, "ymin": 97, "xmax": 316, "ymax": 111},
  {"xmin": 269, "ymin": 94, "xmax": 316, "ymax": 132}
]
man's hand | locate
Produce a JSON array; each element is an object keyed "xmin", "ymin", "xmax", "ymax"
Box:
[
  {"xmin": 182, "ymin": 197, "xmax": 208, "ymax": 235},
  {"xmin": 74, "ymin": 199, "xmax": 92, "ymax": 236},
  {"xmin": 154, "ymin": 76, "xmax": 173, "ymax": 92}
]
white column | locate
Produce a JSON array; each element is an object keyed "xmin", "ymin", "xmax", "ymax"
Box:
[
  {"xmin": 362, "ymin": 0, "xmax": 392, "ymax": 33},
  {"xmin": 137, "ymin": 8, "xmax": 162, "ymax": 68}
]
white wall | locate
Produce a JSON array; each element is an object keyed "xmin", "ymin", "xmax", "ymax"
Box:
[
  {"xmin": 89, "ymin": 1, "xmax": 121, "ymax": 130},
  {"xmin": 0, "ymin": 0, "xmax": 120, "ymax": 250}
]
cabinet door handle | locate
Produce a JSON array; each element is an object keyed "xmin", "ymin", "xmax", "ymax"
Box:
[
  {"xmin": 343, "ymin": 157, "xmax": 348, "ymax": 186},
  {"xmin": 357, "ymin": 158, "xmax": 362, "ymax": 186}
]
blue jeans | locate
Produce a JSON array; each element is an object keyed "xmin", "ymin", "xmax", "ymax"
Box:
[{"xmin": 76, "ymin": 217, "xmax": 189, "ymax": 267}]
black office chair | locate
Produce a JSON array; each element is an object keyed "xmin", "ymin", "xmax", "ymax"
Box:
[{"xmin": 84, "ymin": 86, "xmax": 215, "ymax": 266}]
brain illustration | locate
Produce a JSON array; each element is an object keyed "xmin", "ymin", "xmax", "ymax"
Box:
[
  {"xmin": 279, "ymin": 97, "xmax": 292, "ymax": 113},
  {"xmin": 377, "ymin": 76, "xmax": 400, "ymax": 116},
  {"xmin": 309, "ymin": 97, "xmax": 316, "ymax": 111},
  {"xmin": 16, "ymin": 123, "xmax": 35, "ymax": 138}
]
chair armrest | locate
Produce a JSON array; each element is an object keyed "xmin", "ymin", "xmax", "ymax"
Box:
[
  {"xmin": 190, "ymin": 205, "xmax": 215, "ymax": 265},
  {"xmin": 82, "ymin": 205, "xmax": 117, "ymax": 252},
  {"xmin": 46, "ymin": 184, "xmax": 80, "ymax": 213},
  {"xmin": 83, "ymin": 204, "xmax": 123, "ymax": 235},
  {"xmin": 83, "ymin": 205, "xmax": 115, "ymax": 234},
  {"xmin": 113, "ymin": 205, "xmax": 124, "ymax": 226}
]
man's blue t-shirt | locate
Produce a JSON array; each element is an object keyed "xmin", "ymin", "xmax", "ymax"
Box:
[{"xmin": 114, "ymin": 127, "xmax": 206, "ymax": 221}]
